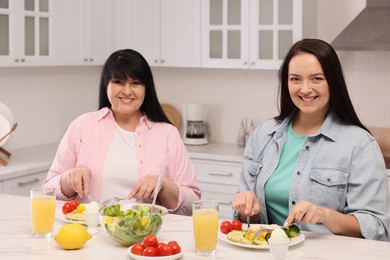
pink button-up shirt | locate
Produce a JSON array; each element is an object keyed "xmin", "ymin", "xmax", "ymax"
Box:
[{"xmin": 44, "ymin": 108, "xmax": 201, "ymax": 215}]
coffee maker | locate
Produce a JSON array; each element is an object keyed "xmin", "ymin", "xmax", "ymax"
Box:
[{"xmin": 183, "ymin": 104, "xmax": 209, "ymax": 145}]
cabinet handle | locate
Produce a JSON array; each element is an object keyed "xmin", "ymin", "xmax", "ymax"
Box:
[
  {"xmin": 89, "ymin": 58, "xmax": 94, "ymax": 62},
  {"xmin": 21, "ymin": 58, "xmax": 25, "ymax": 62},
  {"xmin": 84, "ymin": 58, "xmax": 88, "ymax": 62},
  {"xmin": 14, "ymin": 59, "xmax": 19, "ymax": 63},
  {"xmin": 208, "ymin": 171, "xmax": 233, "ymax": 177},
  {"xmin": 17, "ymin": 178, "xmax": 40, "ymax": 187},
  {"xmin": 251, "ymin": 62, "xmax": 255, "ymax": 65},
  {"xmin": 218, "ymin": 200, "xmax": 232, "ymax": 205},
  {"xmin": 160, "ymin": 60, "xmax": 165, "ymax": 63}
]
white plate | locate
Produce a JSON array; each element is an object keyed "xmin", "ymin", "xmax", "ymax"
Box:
[
  {"xmin": 55, "ymin": 208, "xmax": 86, "ymax": 225},
  {"xmin": 0, "ymin": 102, "xmax": 13, "ymax": 127},
  {"xmin": 218, "ymin": 224, "xmax": 305, "ymax": 249},
  {"xmin": 0, "ymin": 115, "xmax": 11, "ymax": 146},
  {"xmin": 128, "ymin": 244, "xmax": 183, "ymax": 260}
]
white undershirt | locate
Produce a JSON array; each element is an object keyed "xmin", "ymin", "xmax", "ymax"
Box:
[{"xmin": 100, "ymin": 124, "xmax": 138, "ymax": 202}]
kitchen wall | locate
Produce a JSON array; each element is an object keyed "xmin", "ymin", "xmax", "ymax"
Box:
[{"xmin": 1, "ymin": 0, "xmax": 390, "ymax": 151}]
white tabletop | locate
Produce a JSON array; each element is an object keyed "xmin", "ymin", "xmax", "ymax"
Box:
[{"xmin": 1, "ymin": 193, "xmax": 390, "ymax": 260}]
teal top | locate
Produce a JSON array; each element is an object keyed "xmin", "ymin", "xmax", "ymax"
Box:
[{"xmin": 264, "ymin": 122, "xmax": 306, "ymax": 225}]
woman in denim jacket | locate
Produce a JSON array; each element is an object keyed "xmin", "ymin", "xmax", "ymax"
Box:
[{"xmin": 232, "ymin": 39, "xmax": 390, "ymax": 241}]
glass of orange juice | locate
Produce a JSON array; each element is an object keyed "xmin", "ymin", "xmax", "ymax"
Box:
[
  {"xmin": 31, "ymin": 187, "xmax": 56, "ymax": 238},
  {"xmin": 192, "ymin": 200, "xmax": 219, "ymax": 256}
]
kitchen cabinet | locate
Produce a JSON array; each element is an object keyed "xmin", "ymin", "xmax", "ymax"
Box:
[
  {"xmin": 201, "ymin": 0, "xmax": 302, "ymax": 69},
  {"xmin": 0, "ymin": 143, "xmax": 57, "ymax": 196},
  {"xmin": 114, "ymin": 0, "xmax": 200, "ymax": 68},
  {"xmin": 0, "ymin": 0, "xmax": 55, "ymax": 67},
  {"xmin": 187, "ymin": 144, "xmax": 244, "ymax": 220},
  {"xmin": 1, "ymin": 170, "xmax": 47, "ymax": 196},
  {"xmin": 51, "ymin": 0, "xmax": 116, "ymax": 66}
]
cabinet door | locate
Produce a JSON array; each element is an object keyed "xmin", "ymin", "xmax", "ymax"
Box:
[
  {"xmin": 85, "ymin": 0, "xmax": 116, "ymax": 64},
  {"xmin": 0, "ymin": 0, "xmax": 54, "ymax": 67},
  {"xmin": 115, "ymin": 0, "xmax": 160, "ymax": 66},
  {"xmin": 201, "ymin": 0, "xmax": 302, "ymax": 70},
  {"xmin": 249, "ymin": 0, "xmax": 302, "ymax": 69},
  {"xmin": 52, "ymin": 0, "xmax": 115, "ymax": 65},
  {"xmin": 160, "ymin": 0, "xmax": 200, "ymax": 67},
  {"xmin": 2, "ymin": 171, "xmax": 47, "ymax": 196},
  {"xmin": 201, "ymin": 0, "xmax": 250, "ymax": 68}
]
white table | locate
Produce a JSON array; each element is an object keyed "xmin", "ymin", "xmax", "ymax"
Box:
[{"xmin": 1, "ymin": 194, "xmax": 390, "ymax": 260}]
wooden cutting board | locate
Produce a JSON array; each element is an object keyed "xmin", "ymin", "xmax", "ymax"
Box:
[{"xmin": 369, "ymin": 127, "xmax": 390, "ymax": 169}]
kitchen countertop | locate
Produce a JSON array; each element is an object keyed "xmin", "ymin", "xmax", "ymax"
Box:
[
  {"xmin": 1, "ymin": 193, "xmax": 390, "ymax": 259},
  {"xmin": 0, "ymin": 143, "xmax": 58, "ymax": 181},
  {"xmin": 186, "ymin": 143, "xmax": 245, "ymax": 163}
]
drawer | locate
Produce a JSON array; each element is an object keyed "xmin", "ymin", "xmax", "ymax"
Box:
[
  {"xmin": 2, "ymin": 171, "xmax": 47, "ymax": 196},
  {"xmin": 200, "ymin": 184, "xmax": 236, "ymax": 220},
  {"xmin": 200, "ymin": 192, "xmax": 233, "ymax": 220},
  {"xmin": 192, "ymin": 159, "xmax": 242, "ymax": 186}
]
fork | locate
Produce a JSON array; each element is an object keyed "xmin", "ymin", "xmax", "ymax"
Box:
[{"xmin": 245, "ymin": 216, "xmax": 251, "ymax": 237}]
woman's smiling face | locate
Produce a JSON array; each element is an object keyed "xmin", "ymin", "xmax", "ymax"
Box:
[
  {"xmin": 288, "ymin": 53, "xmax": 330, "ymax": 119},
  {"xmin": 107, "ymin": 77, "xmax": 145, "ymax": 118}
]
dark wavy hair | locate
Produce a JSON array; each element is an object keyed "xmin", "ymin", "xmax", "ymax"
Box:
[
  {"xmin": 275, "ymin": 38, "xmax": 368, "ymax": 132},
  {"xmin": 98, "ymin": 49, "xmax": 170, "ymax": 124}
]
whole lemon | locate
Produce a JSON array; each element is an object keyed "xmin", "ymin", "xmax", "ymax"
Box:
[{"xmin": 54, "ymin": 224, "xmax": 92, "ymax": 250}]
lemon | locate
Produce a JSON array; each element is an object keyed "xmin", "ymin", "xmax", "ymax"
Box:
[{"xmin": 54, "ymin": 224, "xmax": 92, "ymax": 250}]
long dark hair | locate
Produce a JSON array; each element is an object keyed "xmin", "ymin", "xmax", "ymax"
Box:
[
  {"xmin": 98, "ymin": 49, "xmax": 170, "ymax": 124},
  {"xmin": 275, "ymin": 38, "xmax": 369, "ymax": 132}
]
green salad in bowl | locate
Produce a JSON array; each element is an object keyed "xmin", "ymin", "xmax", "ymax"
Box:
[{"xmin": 99, "ymin": 202, "xmax": 168, "ymax": 246}]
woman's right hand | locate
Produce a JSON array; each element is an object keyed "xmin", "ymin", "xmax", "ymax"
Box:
[
  {"xmin": 232, "ymin": 191, "xmax": 260, "ymax": 217},
  {"xmin": 60, "ymin": 166, "xmax": 92, "ymax": 198}
]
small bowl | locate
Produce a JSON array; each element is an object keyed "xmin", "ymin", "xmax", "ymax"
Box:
[{"xmin": 99, "ymin": 202, "xmax": 168, "ymax": 246}]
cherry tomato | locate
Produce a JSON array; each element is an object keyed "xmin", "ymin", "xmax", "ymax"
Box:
[
  {"xmin": 167, "ymin": 241, "xmax": 179, "ymax": 247},
  {"xmin": 143, "ymin": 246, "xmax": 158, "ymax": 256},
  {"xmin": 69, "ymin": 199, "xmax": 80, "ymax": 211},
  {"xmin": 143, "ymin": 234, "xmax": 158, "ymax": 248},
  {"xmin": 167, "ymin": 241, "xmax": 181, "ymax": 255},
  {"xmin": 62, "ymin": 202, "xmax": 73, "ymax": 214},
  {"xmin": 157, "ymin": 242, "xmax": 166, "ymax": 251},
  {"xmin": 169, "ymin": 243, "xmax": 181, "ymax": 255},
  {"xmin": 231, "ymin": 219, "xmax": 243, "ymax": 231},
  {"xmin": 158, "ymin": 244, "xmax": 173, "ymax": 256},
  {"xmin": 130, "ymin": 243, "xmax": 144, "ymax": 256},
  {"xmin": 220, "ymin": 221, "xmax": 233, "ymax": 234}
]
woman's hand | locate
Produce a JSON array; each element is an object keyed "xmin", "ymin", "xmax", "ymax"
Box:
[
  {"xmin": 60, "ymin": 166, "xmax": 92, "ymax": 198},
  {"xmin": 128, "ymin": 175, "xmax": 163, "ymax": 202},
  {"xmin": 284, "ymin": 200, "xmax": 361, "ymax": 238},
  {"xmin": 284, "ymin": 200, "xmax": 328, "ymax": 226},
  {"xmin": 232, "ymin": 191, "xmax": 260, "ymax": 217}
]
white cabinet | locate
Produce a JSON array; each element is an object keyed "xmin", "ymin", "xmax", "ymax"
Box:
[
  {"xmin": 192, "ymin": 158, "xmax": 242, "ymax": 220},
  {"xmin": 201, "ymin": 0, "xmax": 302, "ymax": 69},
  {"xmin": 114, "ymin": 0, "xmax": 200, "ymax": 68},
  {"xmin": 51, "ymin": 0, "xmax": 116, "ymax": 66},
  {"xmin": 0, "ymin": 0, "xmax": 56, "ymax": 67},
  {"xmin": 1, "ymin": 170, "xmax": 47, "ymax": 196}
]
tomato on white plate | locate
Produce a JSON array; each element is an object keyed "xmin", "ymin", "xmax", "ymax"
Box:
[{"xmin": 128, "ymin": 243, "xmax": 183, "ymax": 260}]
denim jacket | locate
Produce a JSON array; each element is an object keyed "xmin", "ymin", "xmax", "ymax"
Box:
[{"xmin": 238, "ymin": 110, "xmax": 390, "ymax": 241}]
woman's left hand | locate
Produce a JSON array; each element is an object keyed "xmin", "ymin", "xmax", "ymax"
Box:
[
  {"xmin": 284, "ymin": 200, "xmax": 329, "ymax": 226},
  {"xmin": 128, "ymin": 175, "xmax": 163, "ymax": 201}
]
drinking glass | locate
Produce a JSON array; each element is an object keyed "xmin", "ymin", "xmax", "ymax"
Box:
[
  {"xmin": 192, "ymin": 200, "xmax": 219, "ymax": 256},
  {"xmin": 31, "ymin": 187, "xmax": 56, "ymax": 238}
]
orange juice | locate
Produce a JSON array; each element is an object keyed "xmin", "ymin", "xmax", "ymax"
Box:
[
  {"xmin": 193, "ymin": 208, "xmax": 219, "ymax": 253},
  {"xmin": 31, "ymin": 195, "xmax": 56, "ymax": 235}
]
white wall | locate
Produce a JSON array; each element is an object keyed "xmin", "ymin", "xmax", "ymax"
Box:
[{"xmin": 2, "ymin": 0, "xmax": 390, "ymax": 151}]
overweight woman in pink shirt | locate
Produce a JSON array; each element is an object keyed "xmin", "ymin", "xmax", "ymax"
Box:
[{"xmin": 44, "ymin": 49, "xmax": 201, "ymax": 215}]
